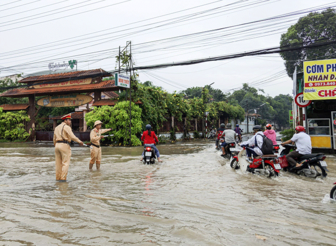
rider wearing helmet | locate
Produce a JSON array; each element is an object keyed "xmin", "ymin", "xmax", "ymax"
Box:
[
  {"xmin": 220, "ymin": 123, "xmax": 236, "ymax": 156},
  {"xmin": 240, "ymin": 125, "xmax": 264, "ymax": 162},
  {"xmin": 141, "ymin": 124, "xmax": 162, "ymax": 162},
  {"xmin": 281, "ymin": 126, "xmax": 311, "ymax": 168},
  {"xmin": 234, "ymin": 124, "xmax": 242, "ymax": 142},
  {"xmin": 264, "ymin": 123, "xmax": 277, "ymax": 145},
  {"xmin": 216, "ymin": 123, "xmax": 226, "ymax": 149}
]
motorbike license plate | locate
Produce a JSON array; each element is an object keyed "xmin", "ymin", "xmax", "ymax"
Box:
[
  {"xmin": 274, "ymin": 164, "xmax": 281, "ymax": 170},
  {"xmin": 320, "ymin": 161, "xmax": 327, "ymax": 167},
  {"xmin": 145, "ymin": 152, "xmax": 152, "ymax": 157}
]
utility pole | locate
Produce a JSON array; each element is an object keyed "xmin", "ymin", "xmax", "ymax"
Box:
[
  {"xmin": 129, "ymin": 41, "xmax": 132, "ymax": 146},
  {"xmin": 202, "ymin": 82, "xmax": 214, "ymax": 138}
]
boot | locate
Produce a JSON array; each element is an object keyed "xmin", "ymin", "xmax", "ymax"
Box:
[
  {"xmin": 89, "ymin": 163, "xmax": 94, "ymax": 170},
  {"xmin": 96, "ymin": 162, "xmax": 101, "ymax": 170}
]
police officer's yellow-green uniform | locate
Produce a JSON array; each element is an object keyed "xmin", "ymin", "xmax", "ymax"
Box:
[
  {"xmin": 53, "ymin": 114, "xmax": 83, "ymax": 181},
  {"xmin": 89, "ymin": 120, "xmax": 111, "ymax": 170}
]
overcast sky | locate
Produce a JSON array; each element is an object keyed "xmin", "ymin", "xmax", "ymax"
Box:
[{"xmin": 0, "ymin": 0, "xmax": 334, "ymax": 97}]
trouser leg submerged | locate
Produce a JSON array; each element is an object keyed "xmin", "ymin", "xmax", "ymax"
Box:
[
  {"xmin": 90, "ymin": 146, "xmax": 102, "ymax": 169},
  {"xmin": 55, "ymin": 143, "xmax": 71, "ymax": 181}
]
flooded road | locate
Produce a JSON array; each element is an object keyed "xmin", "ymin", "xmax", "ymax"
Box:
[{"xmin": 0, "ymin": 141, "xmax": 336, "ymax": 245}]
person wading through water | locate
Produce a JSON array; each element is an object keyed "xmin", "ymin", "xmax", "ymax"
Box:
[
  {"xmin": 53, "ymin": 113, "xmax": 84, "ymax": 182},
  {"xmin": 89, "ymin": 120, "xmax": 112, "ymax": 170}
]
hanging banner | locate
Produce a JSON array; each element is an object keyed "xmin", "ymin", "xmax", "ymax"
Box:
[
  {"xmin": 303, "ymin": 59, "xmax": 336, "ymax": 100},
  {"xmin": 31, "ymin": 78, "xmax": 92, "ymax": 89},
  {"xmin": 115, "ymin": 73, "xmax": 130, "ymax": 88},
  {"xmin": 37, "ymin": 94, "xmax": 93, "ymax": 107}
]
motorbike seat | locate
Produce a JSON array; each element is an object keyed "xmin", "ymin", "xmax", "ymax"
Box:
[
  {"xmin": 262, "ymin": 154, "xmax": 277, "ymax": 159},
  {"xmin": 299, "ymin": 153, "xmax": 324, "ymax": 160}
]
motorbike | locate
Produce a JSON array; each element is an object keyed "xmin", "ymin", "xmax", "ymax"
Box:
[
  {"xmin": 143, "ymin": 144, "xmax": 156, "ymax": 165},
  {"xmin": 221, "ymin": 142, "xmax": 238, "ymax": 159},
  {"xmin": 230, "ymin": 145, "xmax": 281, "ymax": 177},
  {"xmin": 330, "ymin": 183, "xmax": 336, "ymax": 200},
  {"xmin": 278, "ymin": 144, "xmax": 328, "ymax": 178},
  {"xmin": 208, "ymin": 130, "xmax": 217, "ymax": 139},
  {"xmin": 273, "ymin": 145, "xmax": 280, "ymax": 154}
]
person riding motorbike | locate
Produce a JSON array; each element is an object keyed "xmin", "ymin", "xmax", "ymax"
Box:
[
  {"xmin": 264, "ymin": 124, "xmax": 277, "ymax": 145},
  {"xmin": 281, "ymin": 125, "xmax": 311, "ymax": 168},
  {"xmin": 235, "ymin": 124, "xmax": 242, "ymax": 142},
  {"xmin": 220, "ymin": 123, "xmax": 236, "ymax": 156},
  {"xmin": 216, "ymin": 123, "xmax": 225, "ymax": 149},
  {"xmin": 240, "ymin": 125, "xmax": 264, "ymax": 162},
  {"xmin": 141, "ymin": 124, "xmax": 162, "ymax": 162}
]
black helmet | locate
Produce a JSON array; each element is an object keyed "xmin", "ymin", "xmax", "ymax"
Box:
[
  {"xmin": 253, "ymin": 125, "xmax": 262, "ymax": 131},
  {"xmin": 220, "ymin": 123, "xmax": 225, "ymax": 128},
  {"xmin": 146, "ymin": 124, "xmax": 152, "ymax": 130}
]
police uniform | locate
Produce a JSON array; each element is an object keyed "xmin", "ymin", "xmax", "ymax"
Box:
[
  {"xmin": 53, "ymin": 114, "xmax": 83, "ymax": 181},
  {"xmin": 89, "ymin": 120, "xmax": 111, "ymax": 170}
]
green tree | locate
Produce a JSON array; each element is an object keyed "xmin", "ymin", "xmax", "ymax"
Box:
[
  {"xmin": 85, "ymin": 102, "xmax": 143, "ymax": 146},
  {"xmin": 182, "ymin": 86, "xmax": 226, "ymax": 102},
  {"xmin": 0, "ymin": 77, "xmax": 28, "ymax": 105},
  {"xmin": 0, "ymin": 108, "xmax": 30, "ymax": 141},
  {"xmin": 280, "ymin": 8, "xmax": 336, "ymax": 77}
]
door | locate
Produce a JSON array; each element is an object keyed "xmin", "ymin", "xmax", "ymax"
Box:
[{"xmin": 332, "ymin": 111, "xmax": 336, "ymax": 149}]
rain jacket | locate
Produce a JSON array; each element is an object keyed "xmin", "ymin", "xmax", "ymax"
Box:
[
  {"xmin": 264, "ymin": 129, "xmax": 277, "ymax": 145},
  {"xmin": 141, "ymin": 130, "xmax": 159, "ymax": 144}
]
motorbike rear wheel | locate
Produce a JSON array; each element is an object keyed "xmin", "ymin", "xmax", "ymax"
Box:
[{"xmin": 330, "ymin": 185, "xmax": 336, "ymax": 200}]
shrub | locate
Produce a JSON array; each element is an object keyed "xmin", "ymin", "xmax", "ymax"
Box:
[
  {"xmin": 280, "ymin": 128, "xmax": 295, "ymax": 142},
  {"xmin": 0, "ymin": 108, "xmax": 30, "ymax": 141},
  {"xmin": 85, "ymin": 102, "xmax": 143, "ymax": 146},
  {"xmin": 194, "ymin": 131, "xmax": 200, "ymax": 138}
]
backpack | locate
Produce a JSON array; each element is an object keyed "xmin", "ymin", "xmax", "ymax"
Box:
[{"xmin": 255, "ymin": 133, "xmax": 274, "ymax": 155}]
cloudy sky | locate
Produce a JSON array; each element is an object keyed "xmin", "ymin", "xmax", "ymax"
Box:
[{"xmin": 0, "ymin": 0, "xmax": 334, "ymax": 97}]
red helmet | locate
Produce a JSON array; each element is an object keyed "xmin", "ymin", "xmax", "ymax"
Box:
[
  {"xmin": 266, "ymin": 124, "xmax": 272, "ymax": 129},
  {"xmin": 295, "ymin": 126, "xmax": 305, "ymax": 132}
]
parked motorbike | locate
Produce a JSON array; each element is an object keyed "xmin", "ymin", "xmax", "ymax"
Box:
[
  {"xmin": 278, "ymin": 144, "xmax": 328, "ymax": 178},
  {"xmin": 208, "ymin": 130, "xmax": 217, "ymax": 139},
  {"xmin": 330, "ymin": 183, "xmax": 336, "ymax": 200},
  {"xmin": 230, "ymin": 145, "xmax": 281, "ymax": 177},
  {"xmin": 143, "ymin": 145, "xmax": 156, "ymax": 165}
]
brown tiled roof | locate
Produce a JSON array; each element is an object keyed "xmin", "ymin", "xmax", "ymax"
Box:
[
  {"xmin": 103, "ymin": 91, "xmax": 119, "ymax": 98},
  {"xmin": 20, "ymin": 69, "xmax": 111, "ymax": 83},
  {"xmin": 50, "ymin": 111, "xmax": 83, "ymax": 120},
  {"xmin": 0, "ymin": 80, "xmax": 121, "ymax": 98},
  {"xmin": 92, "ymin": 99, "xmax": 142, "ymax": 107},
  {"xmin": 0, "ymin": 104, "xmax": 29, "ymax": 111}
]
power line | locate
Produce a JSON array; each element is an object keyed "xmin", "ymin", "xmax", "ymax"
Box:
[
  {"xmin": 0, "ymin": 0, "xmax": 131, "ymax": 33},
  {"xmin": 0, "ymin": 0, "xmax": 40, "ymax": 13}
]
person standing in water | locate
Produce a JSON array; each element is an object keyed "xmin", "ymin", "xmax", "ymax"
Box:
[
  {"xmin": 53, "ymin": 113, "xmax": 84, "ymax": 182},
  {"xmin": 89, "ymin": 120, "xmax": 112, "ymax": 170}
]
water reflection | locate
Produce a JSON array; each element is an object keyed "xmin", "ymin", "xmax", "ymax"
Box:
[{"xmin": 0, "ymin": 141, "xmax": 335, "ymax": 245}]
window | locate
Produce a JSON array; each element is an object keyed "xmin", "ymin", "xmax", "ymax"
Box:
[{"xmin": 307, "ymin": 119, "xmax": 330, "ymax": 135}]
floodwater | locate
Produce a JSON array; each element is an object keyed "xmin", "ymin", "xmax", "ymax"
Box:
[{"xmin": 0, "ymin": 141, "xmax": 336, "ymax": 246}]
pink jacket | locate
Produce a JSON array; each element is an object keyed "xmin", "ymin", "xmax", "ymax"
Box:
[{"xmin": 264, "ymin": 129, "xmax": 277, "ymax": 145}]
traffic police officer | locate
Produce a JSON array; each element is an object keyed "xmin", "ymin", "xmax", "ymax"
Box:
[
  {"xmin": 89, "ymin": 120, "xmax": 112, "ymax": 170},
  {"xmin": 53, "ymin": 113, "xmax": 83, "ymax": 181}
]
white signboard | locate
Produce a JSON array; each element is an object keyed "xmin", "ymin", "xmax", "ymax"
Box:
[
  {"xmin": 48, "ymin": 60, "xmax": 77, "ymax": 72},
  {"xmin": 48, "ymin": 62, "xmax": 69, "ymax": 71},
  {"xmin": 115, "ymin": 73, "xmax": 130, "ymax": 88}
]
